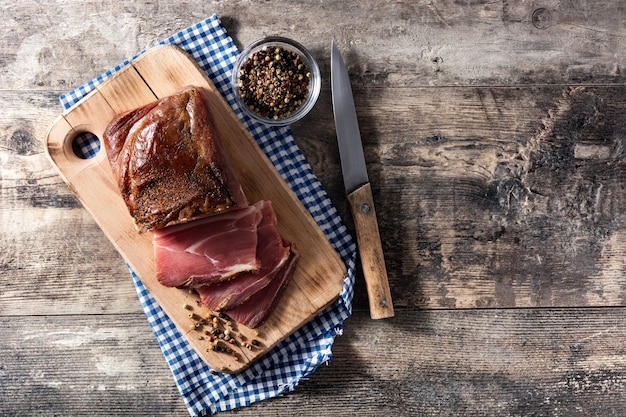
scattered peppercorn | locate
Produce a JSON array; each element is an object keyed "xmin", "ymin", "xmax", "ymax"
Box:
[
  {"xmin": 183, "ymin": 299, "xmax": 270, "ymax": 367},
  {"xmin": 238, "ymin": 46, "xmax": 311, "ymax": 120}
]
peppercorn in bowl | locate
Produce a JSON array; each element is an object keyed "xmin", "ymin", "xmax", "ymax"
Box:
[{"xmin": 232, "ymin": 37, "xmax": 321, "ymax": 126}]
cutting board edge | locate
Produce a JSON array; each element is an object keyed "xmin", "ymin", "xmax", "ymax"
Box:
[{"xmin": 43, "ymin": 44, "xmax": 349, "ymax": 373}]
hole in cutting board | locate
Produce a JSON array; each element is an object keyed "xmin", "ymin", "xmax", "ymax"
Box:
[{"xmin": 71, "ymin": 132, "xmax": 101, "ymax": 159}]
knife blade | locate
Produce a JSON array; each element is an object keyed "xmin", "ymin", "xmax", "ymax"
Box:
[{"xmin": 331, "ymin": 39, "xmax": 394, "ymax": 319}]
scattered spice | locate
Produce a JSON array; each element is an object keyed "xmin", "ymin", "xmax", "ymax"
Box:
[
  {"xmin": 238, "ymin": 46, "xmax": 311, "ymax": 120},
  {"xmin": 183, "ymin": 300, "xmax": 269, "ymax": 364}
]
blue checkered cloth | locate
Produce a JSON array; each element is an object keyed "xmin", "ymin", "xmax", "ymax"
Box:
[{"xmin": 60, "ymin": 14, "xmax": 356, "ymax": 416}]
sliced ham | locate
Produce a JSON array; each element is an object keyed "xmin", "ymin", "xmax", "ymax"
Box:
[
  {"xmin": 154, "ymin": 205, "xmax": 262, "ymax": 287},
  {"xmin": 196, "ymin": 200, "xmax": 291, "ymax": 311},
  {"xmin": 223, "ymin": 247, "xmax": 299, "ymax": 328}
]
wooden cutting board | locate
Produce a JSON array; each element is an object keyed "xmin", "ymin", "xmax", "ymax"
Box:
[{"xmin": 45, "ymin": 44, "xmax": 347, "ymax": 373}]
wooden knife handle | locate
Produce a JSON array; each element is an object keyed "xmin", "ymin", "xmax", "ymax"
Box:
[{"xmin": 347, "ymin": 183, "xmax": 395, "ymax": 319}]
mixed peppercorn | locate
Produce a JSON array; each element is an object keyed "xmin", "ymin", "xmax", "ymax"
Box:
[
  {"xmin": 238, "ymin": 46, "xmax": 311, "ymax": 120},
  {"xmin": 183, "ymin": 302, "xmax": 262, "ymax": 373}
]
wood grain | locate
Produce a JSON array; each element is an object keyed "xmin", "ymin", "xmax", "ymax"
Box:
[
  {"xmin": 3, "ymin": 0, "xmax": 626, "ymax": 415},
  {"xmin": 299, "ymin": 85, "xmax": 626, "ymax": 310},
  {"xmin": 4, "ymin": 309, "xmax": 626, "ymax": 416}
]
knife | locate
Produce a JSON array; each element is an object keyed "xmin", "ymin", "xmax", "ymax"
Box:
[{"xmin": 331, "ymin": 40, "xmax": 394, "ymax": 319}]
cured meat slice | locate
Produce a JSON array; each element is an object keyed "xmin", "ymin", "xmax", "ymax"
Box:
[
  {"xmin": 196, "ymin": 200, "xmax": 291, "ymax": 311},
  {"xmin": 154, "ymin": 205, "xmax": 262, "ymax": 287},
  {"xmin": 103, "ymin": 85, "xmax": 247, "ymax": 232},
  {"xmin": 223, "ymin": 247, "xmax": 299, "ymax": 328}
]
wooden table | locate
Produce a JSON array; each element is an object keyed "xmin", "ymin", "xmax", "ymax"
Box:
[{"xmin": 3, "ymin": 1, "xmax": 626, "ymax": 415}]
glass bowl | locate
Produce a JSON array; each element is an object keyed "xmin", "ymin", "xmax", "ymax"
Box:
[{"xmin": 232, "ymin": 36, "xmax": 321, "ymax": 126}]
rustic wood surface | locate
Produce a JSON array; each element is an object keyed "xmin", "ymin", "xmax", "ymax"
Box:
[{"xmin": 2, "ymin": 1, "xmax": 626, "ymax": 415}]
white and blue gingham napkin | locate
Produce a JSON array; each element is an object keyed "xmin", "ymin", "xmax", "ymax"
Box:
[{"xmin": 60, "ymin": 14, "xmax": 356, "ymax": 416}]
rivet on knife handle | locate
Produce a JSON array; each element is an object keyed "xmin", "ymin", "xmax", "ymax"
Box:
[{"xmin": 347, "ymin": 183, "xmax": 394, "ymax": 319}]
